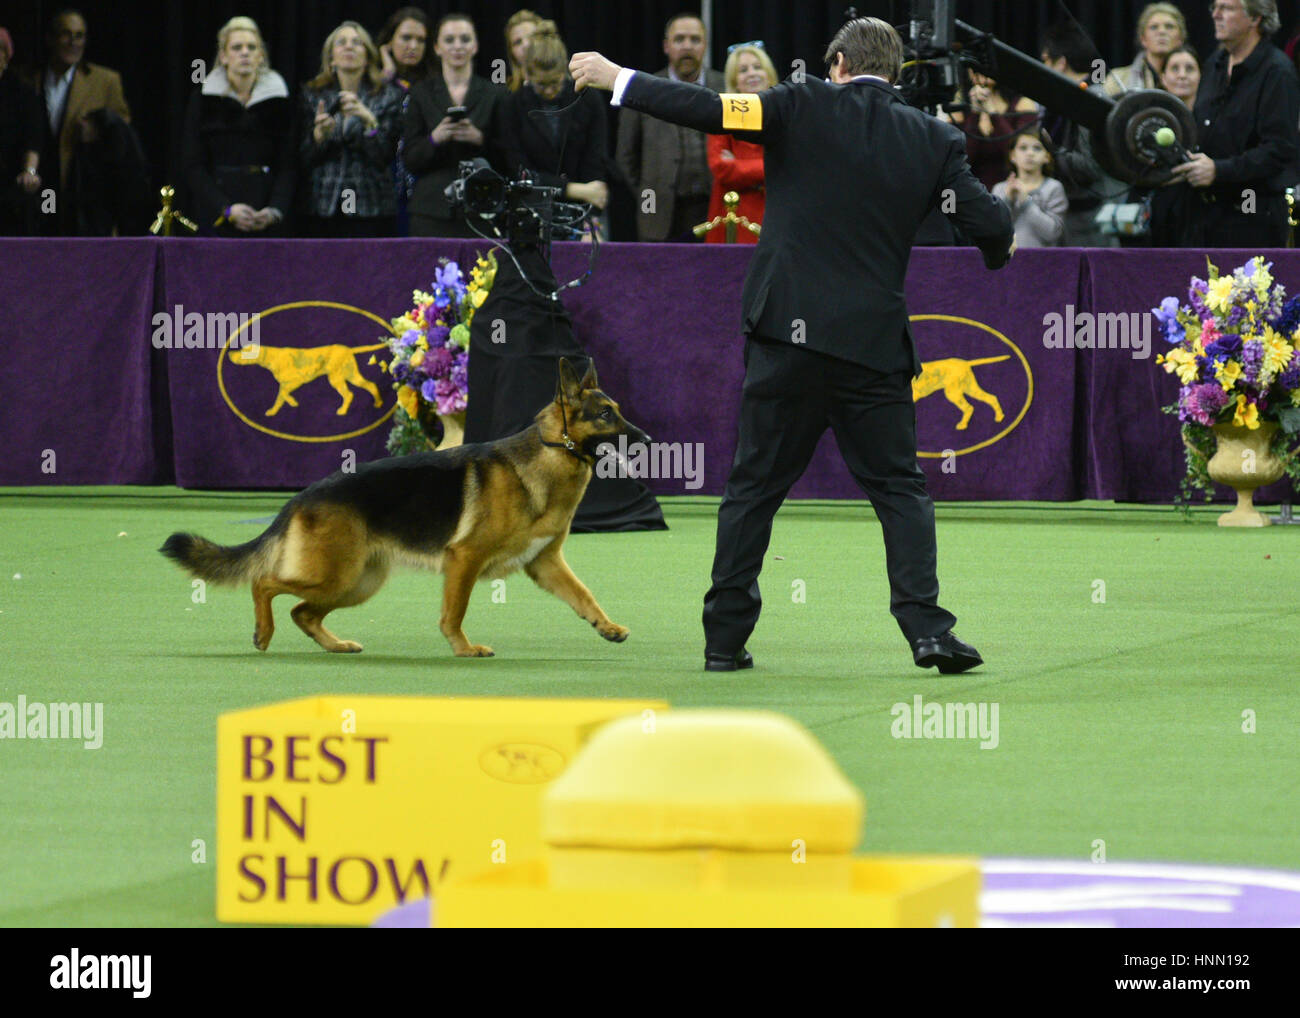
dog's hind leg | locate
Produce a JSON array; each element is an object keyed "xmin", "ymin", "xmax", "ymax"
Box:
[
  {"xmin": 525, "ymin": 546, "xmax": 628, "ymax": 643},
  {"xmin": 345, "ymin": 363, "xmax": 384, "ymax": 408},
  {"xmin": 966, "ymin": 381, "xmax": 1005, "ymax": 423},
  {"xmin": 326, "ymin": 374, "xmax": 355, "ymax": 416},
  {"xmin": 290, "ymin": 602, "xmax": 362, "ymax": 653},
  {"xmin": 252, "ymin": 577, "xmax": 281, "ymax": 651},
  {"xmin": 439, "ymin": 547, "xmax": 493, "ymax": 657},
  {"xmin": 288, "ymin": 554, "xmax": 389, "ymax": 653}
]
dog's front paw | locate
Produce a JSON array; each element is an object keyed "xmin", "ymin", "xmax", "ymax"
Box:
[
  {"xmin": 456, "ymin": 644, "xmax": 495, "ymax": 658},
  {"xmin": 253, "ymin": 628, "xmax": 271, "ymax": 652},
  {"xmin": 597, "ymin": 621, "xmax": 629, "ymax": 643}
]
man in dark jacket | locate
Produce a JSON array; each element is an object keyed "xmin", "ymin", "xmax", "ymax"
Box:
[
  {"xmin": 1170, "ymin": 0, "xmax": 1300, "ymax": 247},
  {"xmin": 572, "ymin": 17, "xmax": 1015, "ymax": 673}
]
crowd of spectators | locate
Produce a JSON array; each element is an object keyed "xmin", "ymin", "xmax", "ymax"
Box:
[{"xmin": 3, "ymin": 3, "xmax": 1300, "ymax": 248}]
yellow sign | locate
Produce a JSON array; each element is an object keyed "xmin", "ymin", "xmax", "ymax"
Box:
[
  {"xmin": 216, "ymin": 301, "xmax": 397, "ymax": 444},
  {"xmin": 720, "ymin": 93, "xmax": 763, "ymax": 131},
  {"xmin": 215, "ymin": 695, "xmax": 667, "ymax": 925}
]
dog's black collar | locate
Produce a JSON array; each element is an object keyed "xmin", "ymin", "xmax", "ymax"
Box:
[{"xmin": 540, "ymin": 400, "xmax": 595, "ymax": 465}]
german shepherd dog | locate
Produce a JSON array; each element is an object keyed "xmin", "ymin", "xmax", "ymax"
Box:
[{"xmin": 160, "ymin": 359, "xmax": 646, "ymax": 658}]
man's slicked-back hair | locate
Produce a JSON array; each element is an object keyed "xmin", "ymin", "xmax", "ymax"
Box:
[{"xmin": 823, "ymin": 17, "xmax": 903, "ymax": 83}]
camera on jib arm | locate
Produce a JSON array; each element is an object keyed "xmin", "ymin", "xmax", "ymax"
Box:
[{"xmin": 445, "ymin": 158, "xmax": 591, "ymax": 251}]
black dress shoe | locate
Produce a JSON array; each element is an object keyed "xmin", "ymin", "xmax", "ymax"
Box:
[
  {"xmin": 912, "ymin": 631, "xmax": 983, "ymax": 674},
  {"xmin": 705, "ymin": 648, "xmax": 754, "ymax": 672}
]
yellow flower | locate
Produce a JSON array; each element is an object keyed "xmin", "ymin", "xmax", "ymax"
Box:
[
  {"xmin": 1205, "ymin": 276, "xmax": 1235, "ymax": 313},
  {"xmin": 472, "ymin": 288, "xmax": 487, "ymax": 308},
  {"xmin": 409, "ymin": 349, "xmax": 425, "ymax": 368},
  {"xmin": 1263, "ymin": 326, "xmax": 1292, "ymax": 375},
  {"xmin": 397, "ymin": 385, "xmax": 419, "ymax": 419},
  {"xmin": 1216, "ymin": 359, "xmax": 1243, "ymax": 390},
  {"xmin": 1232, "ymin": 394, "xmax": 1260, "ymax": 429},
  {"xmin": 1163, "ymin": 348, "xmax": 1198, "ymax": 384}
]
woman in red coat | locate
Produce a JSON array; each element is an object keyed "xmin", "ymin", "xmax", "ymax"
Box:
[{"xmin": 705, "ymin": 43, "xmax": 777, "ymax": 244}]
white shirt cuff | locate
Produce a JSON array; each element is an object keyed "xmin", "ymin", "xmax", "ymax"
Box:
[{"xmin": 610, "ymin": 67, "xmax": 636, "ymax": 107}]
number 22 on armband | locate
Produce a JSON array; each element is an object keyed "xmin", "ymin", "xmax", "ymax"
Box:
[{"xmin": 720, "ymin": 93, "xmax": 762, "ymax": 131}]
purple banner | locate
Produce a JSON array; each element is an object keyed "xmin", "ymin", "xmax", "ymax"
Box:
[
  {"xmin": 160, "ymin": 238, "xmax": 473, "ymax": 488},
  {"xmin": 0, "ymin": 240, "xmax": 159, "ymax": 485},
  {"xmin": 2, "ymin": 239, "xmax": 1297, "ymax": 501}
]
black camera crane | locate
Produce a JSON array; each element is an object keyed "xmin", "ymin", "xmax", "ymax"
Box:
[{"xmin": 881, "ymin": 1, "xmax": 1197, "ymax": 188}]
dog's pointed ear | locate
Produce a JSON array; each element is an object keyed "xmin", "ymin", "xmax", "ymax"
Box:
[
  {"xmin": 556, "ymin": 357, "xmax": 583, "ymax": 403},
  {"xmin": 579, "ymin": 359, "xmax": 598, "ymax": 392}
]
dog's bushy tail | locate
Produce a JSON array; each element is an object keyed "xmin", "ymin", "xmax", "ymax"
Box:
[{"xmin": 159, "ymin": 532, "xmax": 271, "ymax": 587}]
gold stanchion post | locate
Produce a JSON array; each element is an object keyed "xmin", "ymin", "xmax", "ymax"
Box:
[
  {"xmin": 693, "ymin": 191, "xmax": 761, "ymax": 242},
  {"xmin": 149, "ymin": 185, "xmax": 198, "ymax": 237}
]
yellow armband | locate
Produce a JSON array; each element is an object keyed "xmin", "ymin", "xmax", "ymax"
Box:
[{"xmin": 719, "ymin": 94, "xmax": 762, "ymax": 131}]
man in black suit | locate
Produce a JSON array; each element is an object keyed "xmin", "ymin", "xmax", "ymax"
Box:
[{"xmin": 572, "ymin": 17, "xmax": 1015, "ymax": 674}]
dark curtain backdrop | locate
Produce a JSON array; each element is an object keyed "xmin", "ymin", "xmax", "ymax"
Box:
[{"xmin": 6, "ymin": 0, "xmax": 1300, "ymax": 206}]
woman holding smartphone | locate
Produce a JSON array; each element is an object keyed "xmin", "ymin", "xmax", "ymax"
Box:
[{"xmin": 403, "ymin": 12, "xmax": 504, "ymax": 237}]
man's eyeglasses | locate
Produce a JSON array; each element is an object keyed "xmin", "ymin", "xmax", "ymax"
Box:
[{"xmin": 727, "ymin": 40, "xmax": 765, "ymax": 55}]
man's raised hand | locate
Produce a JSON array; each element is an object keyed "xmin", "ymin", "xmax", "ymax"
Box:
[{"xmin": 570, "ymin": 52, "xmax": 623, "ymax": 92}]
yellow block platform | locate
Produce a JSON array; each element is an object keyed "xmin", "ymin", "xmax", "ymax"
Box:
[
  {"xmin": 436, "ymin": 854, "xmax": 980, "ymax": 927},
  {"xmin": 215, "ymin": 695, "xmax": 665, "ymax": 925}
]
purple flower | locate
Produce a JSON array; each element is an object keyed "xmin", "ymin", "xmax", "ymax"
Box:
[
  {"xmin": 450, "ymin": 355, "xmax": 468, "ymax": 393},
  {"xmin": 434, "ymin": 377, "xmax": 467, "ymax": 414},
  {"xmin": 400, "ymin": 328, "xmax": 421, "ymax": 348},
  {"xmin": 1181, "ymin": 382, "xmax": 1230, "ymax": 426},
  {"xmin": 1152, "ymin": 296, "xmax": 1185, "ymax": 344},
  {"xmin": 1203, "ymin": 334, "xmax": 1243, "ymax": 362},
  {"xmin": 428, "ymin": 324, "xmax": 450, "ymax": 346},
  {"xmin": 1242, "ymin": 340, "xmax": 1264, "ymax": 383},
  {"xmin": 435, "ymin": 261, "xmax": 460, "ymax": 290},
  {"xmin": 391, "ymin": 362, "xmax": 410, "ymax": 384},
  {"xmin": 1188, "ymin": 277, "xmax": 1209, "ymax": 318},
  {"xmin": 1272, "ymin": 295, "xmax": 1300, "ymax": 337},
  {"xmin": 1278, "ymin": 350, "xmax": 1300, "ymax": 391},
  {"xmin": 421, "ymin": 378, "xmax": 438, "ymax": 403},
  {"xmin": 424, "ymin": 345, "xmax": 453, "ymax": 376}
]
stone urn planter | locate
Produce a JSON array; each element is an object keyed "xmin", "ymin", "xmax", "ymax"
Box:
[
  {"xmin": 1206, "ymin": 421, "xmax": 1283, "ymax": 527},
  {"xmin": 417, "ymin": 400, "xmax": 466, "ymax": 450}
]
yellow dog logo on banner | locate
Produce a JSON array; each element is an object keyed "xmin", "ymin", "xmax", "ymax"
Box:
[
  {"xmin": 908, "ymin": 315, "xmax": 1034, "ymax": 457},
  {"xmin": 217, "ymin": 301, "xmax": 396, "ymax": 443},
  {"xmin": 230, "ymin": 342, "xmax": 389, "ymax": 417}
]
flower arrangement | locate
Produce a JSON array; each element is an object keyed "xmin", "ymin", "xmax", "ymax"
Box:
[
  {"xmin": 382, "ymin": 252, "xmax": 497, "ymax": 455},
  {"xmin": 1155, "ymin": 256, "xmax": 1300, "ymax": 506}
]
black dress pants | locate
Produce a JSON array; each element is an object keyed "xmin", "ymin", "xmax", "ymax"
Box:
[{"xmin": 702, "ymin": 336, "xmax": 957, "ymax": 654}]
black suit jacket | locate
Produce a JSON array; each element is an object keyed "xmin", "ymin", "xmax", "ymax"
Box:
[
  {"xmin": 618, "ymin": 73, "xmax": 1014, "ymax": 374},
  {"xmin": 404, "ymin": 74, "xmax": 505, "ymax": 222},
  {"xmin": 496, "ymin": 81, "xmax": 607, "ymax": 190}
]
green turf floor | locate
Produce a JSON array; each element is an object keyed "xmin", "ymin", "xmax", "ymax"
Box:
[{"xmin": 0, "ymin": 488, "xmax": 1297, "ymax": 926}]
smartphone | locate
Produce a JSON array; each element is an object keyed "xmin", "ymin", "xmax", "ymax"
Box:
[{"xmin": 447, "ymin": 106, "xmax": 468, "ymax": 122}]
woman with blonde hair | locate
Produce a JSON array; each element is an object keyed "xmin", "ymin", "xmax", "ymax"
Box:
[
  {"xmin": 504, "ymin": 9, "xmax": 542, "ymax": 93},
  {"xmin": 1108, "ymin": 3, "xmax": 1188, "ymax": 94},
  {"xmin": 298, "ymin": 20, "xmax": 403, "ymax": 236},
  {"xmin": 705, "ymin": 42, "xmax": 778, "ymax": 244},
  {"xmin": 497, "ymin": 19, "xmax": 609, "ymax": 232},
  {"xmin": 182, "ymin": 16, "xmax": 294, "ymax": 235}
]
